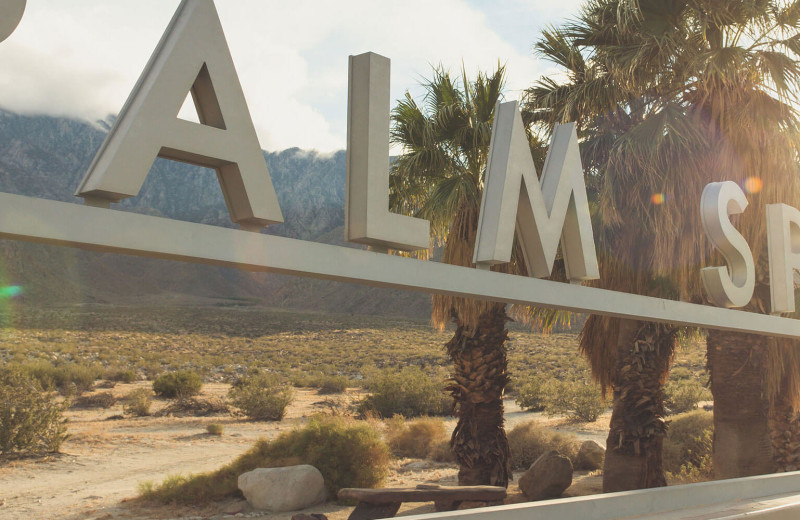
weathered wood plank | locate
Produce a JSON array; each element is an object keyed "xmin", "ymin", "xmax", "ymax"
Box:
[
  {"xmin": 347, "ymin": 501, "xmax": 401, "ymax": 520},
  {"xmin": 338, "ymin": 485, "xmax": 506, "ymax": 504}
]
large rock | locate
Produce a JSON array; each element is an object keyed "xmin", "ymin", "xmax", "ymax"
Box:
[
  {"xmin": 238, "ymin": 465, "xmax": 327, "ymax": 512},
  {"xmin": 518, "ymin": 450, "xmax": 573, "ymax": 501},
  {"xmin": 577, "ymin": 440, "xmax": 605, "ymax": 470}
]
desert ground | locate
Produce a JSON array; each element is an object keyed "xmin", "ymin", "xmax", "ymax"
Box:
[
  {"xmin": 0, "ymin": 304, "xmax": 706, "ymax": 520},
  {"xmin": 0, "ymin": 383, "xmax": 608, "ymax": 520}
]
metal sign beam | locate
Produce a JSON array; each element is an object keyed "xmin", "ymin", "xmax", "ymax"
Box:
[{"xmin": 1, "ymin": 191, "xmax": 798, "ymax": 339}]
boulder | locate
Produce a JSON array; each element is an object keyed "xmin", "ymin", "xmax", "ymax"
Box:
[
  {"xmin": 577, "ymin": 440, "xmax": 605, "ymax": 470},
  {"xmin": 238, "ymin": 465, "xmax": 327, "ymax": 512},
  {"xmin": 518, "ymin": 450, "xmax": 573, "ymax": 501}
]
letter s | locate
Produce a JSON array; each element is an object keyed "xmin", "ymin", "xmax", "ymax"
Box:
[{"xmin": 700, "ymin": 181, "xmax": 755, "ymax": 308}]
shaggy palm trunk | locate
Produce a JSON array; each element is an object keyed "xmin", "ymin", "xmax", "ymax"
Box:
[
  {"xmin": 603, "ymin": 319, "xmax": 676, "ymax": 493},
  {"xmin": 769, "ymin": 393, "xmax": 800, "ymax": 472},
  {"xmin": 446, "ymin": 303, "xmax": 512, "ymax": 488},
  {"xmin": 707, "ymin": 330, "xmax": 775, "ymax": 478}
]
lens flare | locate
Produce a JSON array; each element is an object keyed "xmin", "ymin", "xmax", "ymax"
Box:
[
  {"xmin": 0, "ymin": 286, "xmax": 23, "ymax": 299},
  {"xmin": 744, "ymin": 177, "xmax": 763, "ymax": 194},
  {"xmin": 651, "ymin": 193, "xmax": 667, "ymax": 205}
]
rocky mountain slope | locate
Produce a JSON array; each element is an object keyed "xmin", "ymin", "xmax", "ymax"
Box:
[{"xmin": 0, "ymin": 110, "xmax": 431, "ymax": 319}]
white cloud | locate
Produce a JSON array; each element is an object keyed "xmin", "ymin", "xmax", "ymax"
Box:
[{"xmin": 0, "ymin": 0, "xmax": 575, "ymax": 151}]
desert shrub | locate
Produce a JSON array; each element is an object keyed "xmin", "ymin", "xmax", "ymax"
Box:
[
  {"xmin": 24, "ymin": 361, "xmax": 100, "ymax": 396},
  {"xmin": 669, "ymin": 366, "xmax": 693, "ymax": 381},
  {"xmin": 0, "ymin": 368, "xmax": 68, "ymax": 457},
  {"xmin": 152, "ymin": 370, "xmax": 203, "ymax": 399},
  {"xmin": 664, "ymin": 380, "xmax": 711, "ymax": 415},
  {"xmin": 72, "ymin": 391, "xmax": 116, "ymax": 409},
  {"xmin": 155, "ymin": 397, "xmax": 230, "ymax": 417},
  {"xmin": 507, "ymin": 420, "xmax": 579, "ymax": 470},
  {"xmin": 543, "ymin": 379, "xmax": 605, "ymax": 422},
  {"xmin": 206, "ymin": 423, "xmax": 224, "ymax": 436},
  {"xmin": 106, "ymin": 368, "xmax": 137, "ymax": 383},
  {"xmin": 429, "ymin": 439, "xmax": 456, "ymax": 462},
  {"xmin": 385, "ymin": 416, "xmax": 448, "ymax": 459},
  {"xmin": 317, "ymin": 375, "xmax": 350, "ymax": 394},
  {"xmin": 357, "ymin": 367, "xmax": 449, "ymax": 418},
  {"xmin": 123, "ymin": 388, "xmax": 153, "ymax": 417},
  {"xmin": 228, "ymin": 373, "xmax": 292, "ymax": 421},
  {"xmin": 514, "ymin": 377, "xmax": 547, "ymax": 412},
  {"xmin": 140, "ymin": 415, "xmax": 390, "ymax": 503},
  {"xmin": 663, "ymin": 410, "xmax": 713, "ymax": 483},
  {"xmin": 289, "ymin": 372, "xmax": 316, "ymax": 388}
]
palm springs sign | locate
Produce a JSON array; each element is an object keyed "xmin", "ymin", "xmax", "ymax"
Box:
[
  {"xmin": 5, "ymin": 1, "xmax": 800, "ymax": 519},
  {"xmin": 0, "ymin": 0, "xmax": 799, "ymax": 341}
]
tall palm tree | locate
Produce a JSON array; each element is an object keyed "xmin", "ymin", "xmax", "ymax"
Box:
[
  {"xmin": 525, "ymin": 0, "xmax": 800, "ymax": 489},
  {"xmin": 390, "ymin": 66, "xmax": 524, "ymax": 487}
]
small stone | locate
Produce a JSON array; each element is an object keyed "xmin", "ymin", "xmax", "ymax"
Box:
[
  {"xmin": 577, "ymin": 440, "xmax": 605, "ymax": 470},
  {"xmin": 238, "ymin": 465, "xmax": 327, "ymax": 512},
  {"xmin": 518, "ymin": 450, "xmax": 573, "ymax": 501}
]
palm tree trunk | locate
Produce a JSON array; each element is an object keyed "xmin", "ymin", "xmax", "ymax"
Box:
[
  {"xmin": 769, "ymin": 394, "xmax": 800, "ymax": 472},
  {"xmin": 707, "ymin": 330, "xmax": 775, "ymax": 478},
  {"xmin": 446, "ymin": 303, "xmax": 512, "ymax": 487},
  {"xmin": 603, "ymin": 319, "xmax": 676, "ymax": 492}
]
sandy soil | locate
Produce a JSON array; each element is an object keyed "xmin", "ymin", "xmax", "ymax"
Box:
[{"xmin": 0, "ymin": 384, "xmax": 608, "ymax": 520}]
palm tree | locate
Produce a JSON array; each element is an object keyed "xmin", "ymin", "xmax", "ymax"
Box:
[
  {"xmin": 390, "ymin": 66, "xmax": 525, "ymax": 487},
  {"xmin": 524, "ymin": 0, "xmax": 800, "ymax": 489}
]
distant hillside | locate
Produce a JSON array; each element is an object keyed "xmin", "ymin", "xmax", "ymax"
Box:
[{"xmin": 0, "ymin": 110, "xmax": 431, "ymax": 319}]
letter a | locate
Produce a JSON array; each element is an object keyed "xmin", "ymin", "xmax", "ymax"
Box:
[
  {"xmin": 473, "ymin": 101, "xmax": 599, "ymax": 282},
  {"xmin": 76, "ymin": 0, "xmax": 282, "ymax": 231}
]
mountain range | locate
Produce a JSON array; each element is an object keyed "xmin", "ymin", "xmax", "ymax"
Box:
[{"xmin": 0, "ymin": 109, "xmax": 431, "ymax": 319}]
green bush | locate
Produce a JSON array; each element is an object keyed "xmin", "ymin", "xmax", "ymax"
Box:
[
  {"xmin": 72, "ymin": 391, "xmax": 116, "ymax": 409},
  {"xmin": 156, "ymin": 397, "xmax": 230, "ymax": 418},
  {"xmin": 669, "ymin": 366, "xmax": 693, "ymax": 381},
  {"xmin": 429, "ymin": 439, "xmax": 456, "ymax": 463},
  {"xmin": 317, "ymin": 375, "xmax": 350, "ymax": 394},
  {"xmin": 514, "ymin": 378, "xmax": 547, "ymax": 412},
  {"xmin": 543, "ymin": 379, "xmax": 606, "ymax": 422},
  {"xmin": 152, "ymin": 370, "xmax": 203, "ymax": 399},
  {"xmin": 663, "ymin": 410, "xmax": 713, "ymax": 483},
  {"xmin": 0, "ymin": 368, "xmax": 69, "ymax": 457},
  {"xmin": 385, "ymin": 416, "xmax": 448, "ymax": 459},
  {"xmin": 140, "ymin": 416, "xmax": 390, "ymax": 503},
  {"xmin": 124, "ymin": 388, "xmax": 153, "ymax": 417},
  {"xmin": 358, "ymin": 367, "xmax": 450, "ymax": 418},
  {"xmin": 24, "ymin": 361, "xmax": 100, "ymax": 396},
  {"xmin": 228, "ymin": 373, "xmax": 292, "ymax": 421},
  {"xmin": 507, "ymin": 420, "xmax": 579, "ymax": 470},
  {"xmin": 664, "ymin": 380, "xmax": 711, "ymax": 415},
  {"xmin": 106, "ymin": 368, "xmax": 137, "ymax": 383},
  {"xmin": 206, "ymin": 423, "xmax": 224, "ymax": 436}
]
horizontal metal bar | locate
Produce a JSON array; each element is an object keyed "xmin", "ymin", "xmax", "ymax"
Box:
[
  {"xmin": 0, "ymin": 192, "xmax": 798, "ymax": 339},
  {"xmin": 400, "ymin": 472, "xmax": 800, "ymax": 520}
]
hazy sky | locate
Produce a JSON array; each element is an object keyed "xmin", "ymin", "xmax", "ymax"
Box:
[{"xmin": 0, "ymin": 0, "xmax": 584, "ymax": 152}]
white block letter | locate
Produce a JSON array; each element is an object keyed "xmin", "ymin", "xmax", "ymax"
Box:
[
  {"xmin": 700, "ymin": 181, "xmax": 755, "ymax": 308},
  {"xmin": 473, "ymin": 101, "xmax": 599, "ymax": 282},
  {"xmin": 76, "ymin": 0, "xmax": 282, "ymax": 232},
  {"xmin": 767, "ymin": 203, "xmax": 800, "ymax": 314},
  {"xmin": 345, "ymin": 52, "xmax": 430, "ymax": 252}
]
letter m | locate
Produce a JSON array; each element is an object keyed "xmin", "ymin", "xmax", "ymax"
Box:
[{"xmin": 473, "ymin": 101, "xmax": 599, "ymax": 282}]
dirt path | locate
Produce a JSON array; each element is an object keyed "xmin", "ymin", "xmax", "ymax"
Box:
[{"xmin": 0, "ymin": 384, "xmax": 607, "ymax": 520}]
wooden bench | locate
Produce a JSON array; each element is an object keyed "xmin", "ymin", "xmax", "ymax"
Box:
[{"xmin": 337, "ymin": 484, "xmax": 507, "ymax": 520}]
